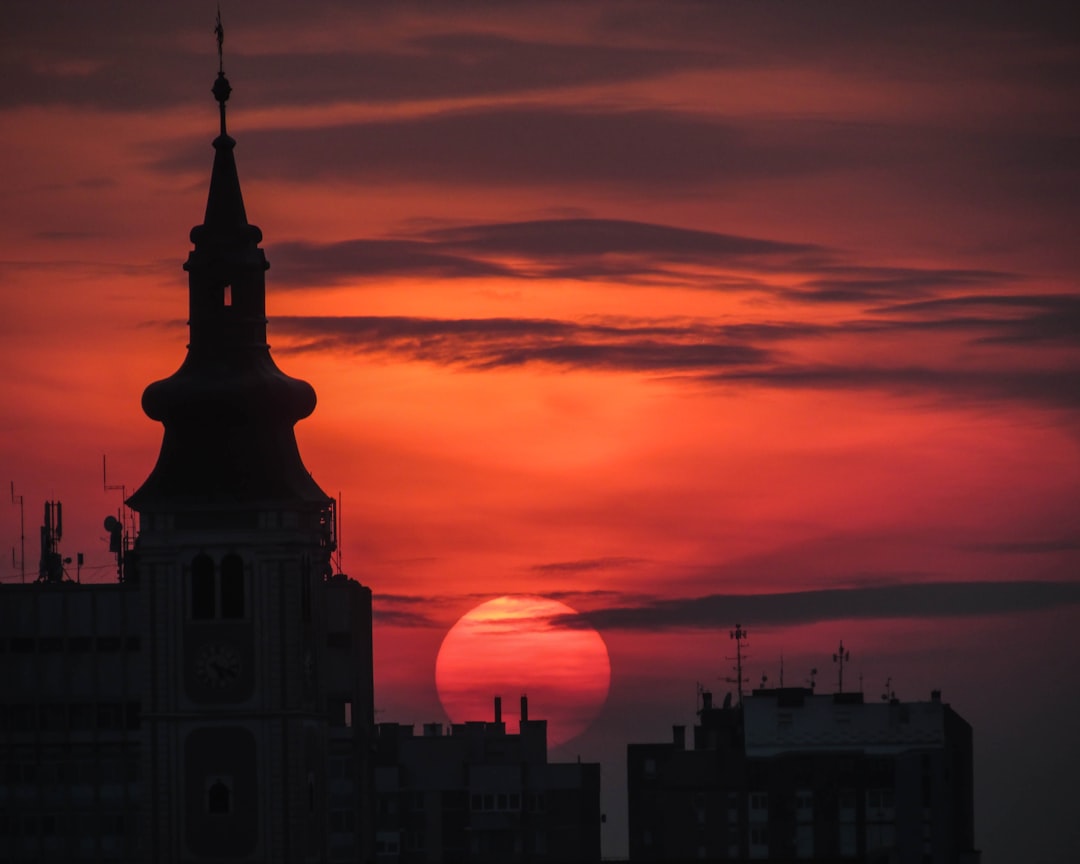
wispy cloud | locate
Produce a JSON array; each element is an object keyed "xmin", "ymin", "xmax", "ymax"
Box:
[
  {"xmin": 270, "ymin": 308, "xmax": 1079, "ymax": 410},
  {"xmin": 553, "ymin": 581, "xmax": 1080, "ymax": 631},
  {"xmin": 530, "ymin": 557, "xmax": 646, "ymax": 574},
  {"xmin": 274, "ymin": 315, "xmax": 772, "ymax": 372}
]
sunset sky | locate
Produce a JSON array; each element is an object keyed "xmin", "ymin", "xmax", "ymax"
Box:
[{"xmin": 2, "ymin": 2, "xmax": 1078, "ymax": 859}]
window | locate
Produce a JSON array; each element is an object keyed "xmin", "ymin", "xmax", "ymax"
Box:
[
  {"xmin": 97, "ymin": 703, "xmax": 124, "ymax": 730},
  {"xmin": 191, "ymin": 554, "xmax": 215, "ymax": 619},
  {"xmin": 220, "ymin": 554, "xmax": 244, "ymax": 618},
  {"xmin": 223, "ymin": 284, "xmax": 233, "ymax": 307},
  {"xmin": 376, "ymin": 832, "xmax": 400, "ymax": 855},
  {"xmin": 207, "ymin": 777, "xmax": 232, "ymax": 814},
  {"xmin": 125, "ymin": 702, "xmax": 141, "ymax": 730},
  {"xmin": 328, "ymin": 632, "xmax": 352, "ymax": 649}
]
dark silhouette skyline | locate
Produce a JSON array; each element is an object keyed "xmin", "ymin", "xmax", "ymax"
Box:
[{"xmin": 2, "ymin": 5, "xmax": 1078, "ymax": 861}]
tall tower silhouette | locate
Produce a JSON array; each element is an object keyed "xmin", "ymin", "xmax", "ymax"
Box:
[{"xmin": 127, "ymin": 43, "xmax": 341, "ymax": 861}]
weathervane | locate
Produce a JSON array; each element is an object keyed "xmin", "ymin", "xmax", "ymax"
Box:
[
  {"xmin": 215, "ymin": 6, "xmax": 225, "ymax": 75},
  {"xmin": 211, "ymin": 6, "xmax": 232, "ymax": 137}
]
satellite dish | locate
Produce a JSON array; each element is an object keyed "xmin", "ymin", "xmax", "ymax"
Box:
[{"xmin": 104, "ymin": 515, "xmax": 121, "ymax": 532}]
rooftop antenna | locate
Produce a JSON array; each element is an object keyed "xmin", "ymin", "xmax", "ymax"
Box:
[
  {"xmin": 38, "ymin": 500, "xmax": 71, "ymax": 583},
  {"xmin": 103, "ymin": 454, "xmax": 130, "ymax": 582},
  {"xmin": 881, "ymin": 677, "xmax": 896, "ymax": 702},
  {"xmin": 806, "ymin": 667, "xmax": 818, "ymax": 692},
  {"xmin": 779, "ymin": 653, "xmax": 785, "ymax": 688},
  {"xmin": 833, "ymin": 639, "xmax": 850, "ymax": 693},
  {"xmin": 10, "ymin": 481, "xmax": 25, "ymax": 583},
  {"xmin": 726, "ymin": 624, "xmax": 749, "ymax": 704},
  {"xmin": 334, "ymin": 490, "xmax": 343, "ymax": 574}
]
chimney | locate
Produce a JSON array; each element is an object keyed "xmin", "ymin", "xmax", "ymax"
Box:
[
  {"xmin": 494, "ymin": 696, "xmax": 502, "ymax": 723},
  {"xmin": 673, "ymin": 725, "xmax": 686, "ymax": 750},
  {"xmin": 702, "ymin": 690, "xmax": 713, "ymax": 711},
  {"xmin": 931, "ymin": 689, "xmax": 942, "ymax": 702},
  {"xmin": 520, "ymin": 694, "xmax": 529, "ymax": 723}
]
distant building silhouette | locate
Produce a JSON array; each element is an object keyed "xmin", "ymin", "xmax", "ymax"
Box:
[
  {"xmin": 628, "ymin": 686, "xmax": 979, "ymax": 863},
  {"xmin": 373, "ymin": 696, "xmax": 601, "ymax": 863},
  {"xmin": 0, "ymin": 50, "xmax": 375, "ymax": 863}
]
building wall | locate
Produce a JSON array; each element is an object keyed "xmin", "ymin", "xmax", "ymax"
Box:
[
  {"xmin": 627, "ymin": 688, "xmax": 978, "ymax": 864},
  {"xmin": 0, "ymin": 582, "xmax": 143, "ymax": 861},
  {"xmin": 373, "ymin": 705, "xmax": 601, "ymax": 863},
  {"xmin": 0, "ymin": 570, "xmax": 375, "ymax": 863}
]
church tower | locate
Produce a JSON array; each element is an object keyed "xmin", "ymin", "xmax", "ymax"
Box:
[{"xmin": 127, "ymin": 38, "xmax": 340, "ymax": 862}]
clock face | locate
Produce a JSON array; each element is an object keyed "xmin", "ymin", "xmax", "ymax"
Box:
[{"xmin": 195, "ymin": 641, "xmax": 243, "ymax": 689}]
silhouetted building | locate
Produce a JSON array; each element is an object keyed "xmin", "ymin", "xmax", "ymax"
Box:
[
  {"xmin": 628, "ymin": 688, "xmax": 978, "ymax": 864},
  {"xmin": 0, "ymin": 578, "xmax": 143, "ymax": 859},
  {"xmin": 0, "ymin": 55, "xmax": 375, "ymax": 863},
  {"xmin": 374, "ymin": 696, "xmax": 601, "ymax": 863}
]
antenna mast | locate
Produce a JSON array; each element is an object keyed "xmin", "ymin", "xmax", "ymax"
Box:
[
  {"xmin": 727, "ymin": 624, "xmax": 749, "ymax": 704},
  {"xmin": 333, "ymin": 490, "xmax": 343, "ymax": 575},
  {"xmin": 833, "ymin": 639, "xmax": 850, "ymax": 693},
  {"xmin": 103, "ymin": 455, "xmax": 130, "ymax": 582},
  {"xmin": 10, "ymin": 481, "xmax": 25, "ymax": 583}
]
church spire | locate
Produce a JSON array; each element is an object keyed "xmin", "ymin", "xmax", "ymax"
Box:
[
  {"xmin": 201, "ymin": 9, "xmax": 248, "ymax": 237},
  {"xmin": 128, "ymin": 20, "xmax": 329, "ymax": 512}
]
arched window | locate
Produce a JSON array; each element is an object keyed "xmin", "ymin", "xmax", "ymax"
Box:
[
  {"xmin": 191, "ymin": 554, "xmax": 215, "ymax": 619},
  {"xmin": 207, "ymin": 778, "xmax": 231, "ymax": 814},
  {"xmin": 220, "ymin": 554, "xmax": 244, "ymax": 619}
]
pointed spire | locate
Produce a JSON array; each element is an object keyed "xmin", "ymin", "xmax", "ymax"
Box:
[{"xmin": 198, "ymin": 8, "xmax": 249, "ymax": 235}]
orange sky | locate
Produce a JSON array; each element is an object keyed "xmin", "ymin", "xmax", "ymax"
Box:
[{"xmin": 2, "ymin": 3, "xmax": 1079, "ymax": 859}]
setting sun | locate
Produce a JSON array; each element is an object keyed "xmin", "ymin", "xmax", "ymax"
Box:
[{"xmin": 435, "ymin": 595, "xmax": 611, "ymax": 747}]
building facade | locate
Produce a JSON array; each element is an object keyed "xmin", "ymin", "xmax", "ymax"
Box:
[
  {"xmin": 374, "ymin": 697, "xmax": 601, "ymax": 863},
  {"xmin": 628, "ymin": 687, "xmax": 978, "ymax": 864},
  {"xmin": 1, "ymin": 60, "xmax": 375, "ymax": 863}
]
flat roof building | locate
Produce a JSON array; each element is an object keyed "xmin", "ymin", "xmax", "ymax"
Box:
[
  {"xmin": 374, "ymin": 696, "xmax": 601, "ymax": 863},
  {"xmin": 629, "ymin": 687, "xmax": 978, "ymax": 863}
]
